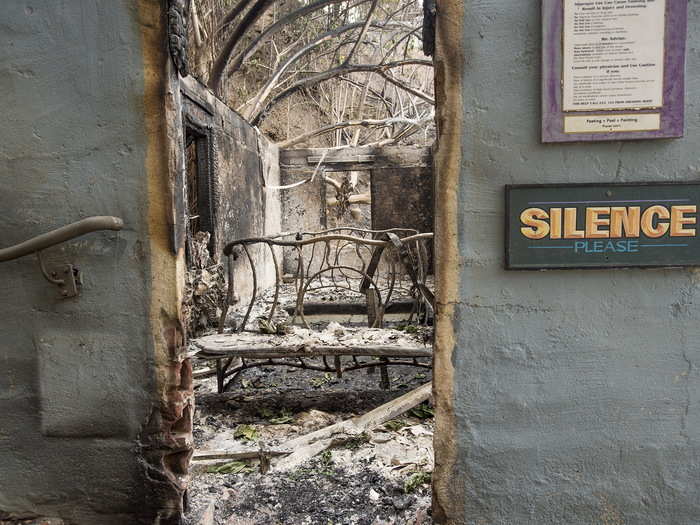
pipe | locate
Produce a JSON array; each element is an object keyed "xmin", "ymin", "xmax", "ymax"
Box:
[{"xmin": 0, "ymin": 216, "xmax": 124, "ymax": 263}]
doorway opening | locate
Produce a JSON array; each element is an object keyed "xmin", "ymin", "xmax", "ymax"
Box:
[
  {"xmin": 185, "ymin": 124, "xmax": 215, "ymax": 265},
  {"xmin": 178, "ymin": 0, "xmax": 439, "ymax": 521}
]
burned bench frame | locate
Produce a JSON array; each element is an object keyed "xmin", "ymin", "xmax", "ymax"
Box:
[{"xmin": 194, "ymin": 228, "xmax": 434, "ymax": 393}]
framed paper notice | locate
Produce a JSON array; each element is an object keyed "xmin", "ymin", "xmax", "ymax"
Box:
[{"xmin": 542, "ymin": 0, "xmax": 687, "ymax": 143}]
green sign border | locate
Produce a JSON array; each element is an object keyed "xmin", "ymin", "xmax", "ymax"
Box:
[{"xmin": 506, "ymin": 182, "xmax": 700, "ymax": 270}]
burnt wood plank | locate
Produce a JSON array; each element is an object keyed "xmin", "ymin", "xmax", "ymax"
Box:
[
  {"xmin": 280, "ymin": 146, "xmax": 432, "ymax": 174},
  {"xmin": 193, "ymin": 343, "xmax": 432, "ymax": 359}
]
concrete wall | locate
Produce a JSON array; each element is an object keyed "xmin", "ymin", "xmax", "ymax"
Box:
[
  {"xmin": 0, "ymin": 1, "xmax": 189, "ymax": 523},
  {"xmin": 433, "ymin": 1, "xmax": 700, "ymax": 524}
]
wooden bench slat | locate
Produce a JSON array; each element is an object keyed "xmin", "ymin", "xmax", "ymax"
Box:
[{"xmin": 193, "ymin": 343, "xmax": 432, "ymax": 359}]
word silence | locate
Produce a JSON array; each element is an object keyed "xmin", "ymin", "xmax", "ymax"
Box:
[{"xmin": 506, "ymin": 183, "xmax": 700, "ymax": 269}]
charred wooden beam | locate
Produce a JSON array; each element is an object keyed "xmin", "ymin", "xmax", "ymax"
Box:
[
  {"xmin": 193, "ymin": 342, "xmax": 432, "ymax": 360},
  {"xmin": 279, "ymin": 146, "xmax": 432, "ymax": 175}
]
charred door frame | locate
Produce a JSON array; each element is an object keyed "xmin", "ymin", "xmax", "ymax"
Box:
[{"xmin": 182, "ymin": 113, "xmax": 218, "ymax": 257}]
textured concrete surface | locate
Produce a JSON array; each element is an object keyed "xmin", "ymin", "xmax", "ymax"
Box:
[
  {"xmin": 0, "ymin": 1, "xmax": 188, "ymax": 523},
  {"xmin": 371, "ymin": 166, "xmax": 434, "ymax": 235},
  {"xmin": 280, "ymin": 170, "xmax": 327, "ymax": 274},
  {"xmin": 433, "ymin": 1, "xmax": 700, "ymax": 523}
]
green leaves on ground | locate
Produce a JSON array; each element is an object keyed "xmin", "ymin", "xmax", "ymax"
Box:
[
  {"xmin": 404, "ymin": 471, "xmax": 432, "ymax": 493},
  {"xmin": 384, "ymin": 419, "xmax": 408, "ymax": 431},
  {"xmin": 269, "ymin": 409, "xmax": 294, "ymax": 425},
  {"xmin": 258, "ymin": 407, "xmax": 295, "ymax": 424},
  {"xmin": 319, "ymin": 449, "xmax": 333, "ymax": 468},
  {"xmin": 207, "ymin": 461, "xmax": 255, "ymax": 475},
  {"xmin": 234, "ymin": 424, "xmax": 259, "ymax": 442},
  {"xmin": 290, "ymin": 449, "xmax": 335, "ymax": 479},
  {"xmin": 310, "ymin": 372, "xmax": 335, "ymax": 388},
  {"xmin": 336, "ymin": 431, "xmax": 370, "ymax": 449},
  {"xmin": 409, "ymin": 402, "xmax": 434, "ymax": 419}
]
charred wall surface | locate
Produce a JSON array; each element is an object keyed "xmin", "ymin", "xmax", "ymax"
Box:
[
  {"xmin": 433, "ymin": 1, "xmax": 700, "ymax": 524},
  {"xmin": 278, "ymin": 146, "xmax": 434, "ymax": 275},
  {"xmin": 370, "ymin": 166, "xmax": 434, "ymax": 235},
  {"xmin": 0, "ymin": 1, "xmax": 189, "ymax": 523},
  {"xmin": 179, "ymin": 76, "xmax": 281, "ymax": 303}
]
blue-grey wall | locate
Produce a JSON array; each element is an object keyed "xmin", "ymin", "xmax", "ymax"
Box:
[
  {"xmin": 0, "ymin": 1, "xmax": 186, "ymax": 523},
  {"xmin": 436, "ymin": 1, "xmax": 700, "ymax": 523}
]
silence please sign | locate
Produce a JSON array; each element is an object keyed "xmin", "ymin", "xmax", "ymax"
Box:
[{"xmin": 505, "ymin": 183, "xmax": 700, "ymax": 269}]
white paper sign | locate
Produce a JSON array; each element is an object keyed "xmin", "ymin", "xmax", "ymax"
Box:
[
  {"xmin": 563, "ymin": 0, "xmax": 666, "ymax": 112},
  {"xmin": 564, "ymin": 113, "xmax": 661, "ymax": 133}
]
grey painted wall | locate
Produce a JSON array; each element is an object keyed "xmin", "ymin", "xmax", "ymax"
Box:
[
  {"xmin": 452, "ymin": 1, "xmax": 700, "ymax": 523},
  {"xmin": 0, "ymin": 1, "xmax": 167, "ymax": 523}
]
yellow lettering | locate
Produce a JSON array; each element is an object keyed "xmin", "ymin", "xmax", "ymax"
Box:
[
  {"xmin": 563, "ymin": 208, "xmax": 584, "ymax": 239},
  {"xmin": 520, "ymin": 208, "xmax": 550, "ymax": 240},
  {"xmin": 549, "ymin": 208, "xmax": 562, "ymax": 239},
  {"xmin": 670, "ymin": 205, "xmax": 697, "ymax": 237},
  {"xmin": 585, "ymin": 207, "xmax": 610, "ymax": 238},
  {"xmin": 641, "ymin": 205, "xmax": 670, "ymax": 238},
  {"xmin": 609, "ymin": 207, "xmax": 640, "ymax": 238}
]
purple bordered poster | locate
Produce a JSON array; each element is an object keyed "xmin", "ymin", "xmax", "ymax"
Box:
[{"xmin": 542, "ymin": 0, "xmax": 687, "ymax": 143}]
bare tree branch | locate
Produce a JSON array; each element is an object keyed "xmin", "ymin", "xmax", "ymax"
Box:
[
  {"xmin": 219, "ymin": 0, "xmax": 255, "ymax": 29},
  {"xmin": 276, "ymin": 115, "xmax": 433, "ymax": 148},
  {"xmin": 223, "ymin": 0, "xmax": 369, "ymax": 82},
  {"xmin": 209, "ymin": 0, "xmax": 275, "ymax": 94},
  {"xmin": 378, "ymin": 70, "xmax": 434, "ymax": 104},
  {"xmin": 191, "ymin": 0, "xmax": 206, "ymax": 48},
  {"xmin": 338, "ymin": 75, "xmax": 393, "ymax": 114},
  {"xmin": 251, "ymin": 59, "xmax": 432, "ymax": 125},
  {"xmin": 243, "ymin": 21, "xmax": 376, "ymax": 118},
  {"xmin": 326, "ymin": 193, "xmax": 371, "ymax": 207},
  {"xmin": 341, "ymin": 0, "xmax": 378, "ymax": 67}
]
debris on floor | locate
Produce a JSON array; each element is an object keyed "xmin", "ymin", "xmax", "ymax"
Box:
[
  {"xmin": 184, "ymin": 361, "xmax": 433, "ymax": 525},
  {"xmin": 184, "ymin": 231, "xmax": 226, "ymax": 337}
]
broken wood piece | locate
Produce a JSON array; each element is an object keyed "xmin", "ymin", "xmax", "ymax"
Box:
[
  {"xmin": 279, "ymin": 146, "xmax": 432, "ymax": 174},
  {"xmin": 192, "ymin": 449, "xmax": 286, "ymax": 461},
  {"xmin": 273, "ymin": 437, "xmax": 336, "ymax": 472},
  {"xmin": 282, "ymin": 300, "xmax": 414, "ymax": 316},
  {"xmin": 352, "ymin": 381, "xmax": 432, "ymax": 430},
  {"xmin": 272, "ymin": 381, "xmax": 432, "ymax": 471},
  {"xmin": 198, "ymin": 500, "xmax": 215, "ymax": 525},
  {"xmin": 192, "ymin": 448, "xmax": 286, "ymax": 475},
  {"xmin": 334, "ymin": 355, "xmax": 342, "ymax": 378},
  {"xmin": 194, "ymin": 343, "xmax": 432, "ymax": 360},
  {"xmin": 193, "ymin": 366, "xmax": 216, "ymax": 379}
]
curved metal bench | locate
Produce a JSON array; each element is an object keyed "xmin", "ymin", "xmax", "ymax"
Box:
[{"xmin": 193, "ymin": 228, "xmax": 434, "ymax": 392}]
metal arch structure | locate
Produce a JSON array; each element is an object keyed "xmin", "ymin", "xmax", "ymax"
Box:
[
  {"xmin": 196, "ymin": 227, "xmax": 435, "ymax": 393},
  {"xmin": 219, "ymin": 228, "xmax": 434, "ymax": 333}
]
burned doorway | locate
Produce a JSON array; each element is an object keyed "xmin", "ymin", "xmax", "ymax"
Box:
[
  {"xmin": 278, "ymin": 146, "xmax": 434, "ymax": 268},
  {"xmin": 184, "ymin": 122, "xmax": 215, "ymax": 264},
  {"xmin": 179, "ymin": 0, "xmax": 438, "ymax": 522}
]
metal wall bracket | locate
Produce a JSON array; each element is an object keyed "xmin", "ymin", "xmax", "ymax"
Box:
[
  {"xmin": 37, "ymin": 252, "xmax": 82, "ymax": 299},
  {"xmin": 0, "ymin": 217, "xmax": 123, "ymax": 299}
]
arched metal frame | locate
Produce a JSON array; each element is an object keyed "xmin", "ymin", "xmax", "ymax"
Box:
[
  {"xmin": 221, "ymin": 228, "xmax": 433, "ymax": 331},
  {"xmin": 208, "ymin": 228, "xmax": 434, "ymax": 392}
]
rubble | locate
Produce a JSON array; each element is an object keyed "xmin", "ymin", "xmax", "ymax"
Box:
[
  {"xmin": 184, "ymin": 232, "xmax": 227, "ymax": 337},
  {"xmin": 185, "ymin": 362, "xmax": 433, "ymax": 525},
  {"xmin": 184, "ymin": 230, "xmax": 435, "ymax": 524}
]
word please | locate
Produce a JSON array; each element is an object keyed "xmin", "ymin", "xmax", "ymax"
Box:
[{"xmin": 520, "ymin": 205, "xmax": 697, "ymax": 240}]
